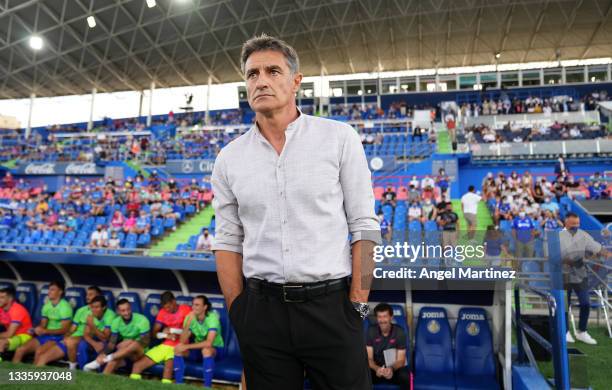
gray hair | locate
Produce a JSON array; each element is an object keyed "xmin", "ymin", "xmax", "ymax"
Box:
[{"xmin": 240, "ymin": 33, "xmax": 300, "ymax": 76}]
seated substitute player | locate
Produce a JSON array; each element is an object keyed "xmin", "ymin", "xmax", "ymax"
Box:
[
  {"xmin": 173, "ymin": 295, "xmax": 224, "ymax": 386},
  {"xmin": 35, "ymin": 295, "xmax": 115, "ymax": 368},
  {"xmin": 0, "ymin": 286, "xmax": 33, "ymax": 361},
  {"xmin": 83, "ymin": 298, "xmax": 150, "ymax": 374},
  {"xmin": 34, "ymin": 285, "xmax": 102, "ymax": 368},
  {"xmin": 366, "ymin": 303, "xmax": 410, "ymax": 387},
  {"xmin": 129, "ymin": 291, "xmax": 191, "ymax": 383},
  {"xmin": 12, "ymin": 281, "xmax": 73, "ymax": 363}
]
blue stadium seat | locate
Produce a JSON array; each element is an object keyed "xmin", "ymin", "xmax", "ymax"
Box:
[
  {"xmin": 213, "ymin": 327, "xmax": 243, "ymax": 382},
  {"xmin": 191, "ymin": 296, "xmax": 241, "ymax": 381},
  {"xmin": 33, "ymin": 284, "xmax": 50, "ymax": 325},
  {"xmin": 65, "ymin": 287, "xmax": 87, "ymax": 310},
  {"xmin": 454, "ymin": 308, "xmax": 499, "ymax": 390},
  {"xmin": 176, "ymin": 295, "xmax": 192, "ymax": 307},
  {"xmin": 143, "ymin": 293, "xmax": 162, "ymax": 325},
  {"xmin": 117, "ymin": 292, "xmax": 142, "ymax": 314},
  {"xmin": 0, "ymin": 280, "xmax": 15, "ymax": 290},
  {"xmin": 102, "ymin": 290, "xmax": 115, "ymax": 310},
  {"xmin": 414, "ymin": 307, "xmax": 455, "ymax": 390}
]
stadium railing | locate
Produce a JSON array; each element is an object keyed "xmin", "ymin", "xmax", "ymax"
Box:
[
  {"xmin": 1, "ymin": 242, "xmax": 214, "ymax": 259},
  {"xmin": 465, "ymin": 110, "xmax": 601, "ymax": 129},
  {"xmin": 470, "ymin": 138, "xmax": 612, "ymax": 159}
]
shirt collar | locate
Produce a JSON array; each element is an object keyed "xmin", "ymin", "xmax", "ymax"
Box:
[{"xmin": 252, "ymin": 107, "xmax": 303, "ymax": 142}]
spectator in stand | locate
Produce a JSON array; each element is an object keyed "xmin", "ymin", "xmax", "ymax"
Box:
[
  {"xmin": 379, "ymin": 213, "xmax": 392, "ymax": 242},
  {"xmin": 484, "ymin": 225, "xmax": 510, "ymax": 266},
  {"xmin": 134, "ymin": 210, "xmax": 151, "ymax": 234},
  {"xmin": 408, "ymin": 201, "xmax": 422, "ymax": 222},
  {"xmin": 412, "ymin": 125, "xmax": 422, "ymax": 142},
  {"xmin": 408, "ymin": 176, "xmax": 420, "ymax": 189},
  {"xmin": 589, "ymin": 172, "xmax": 602, "ymax": 183},
  {"xmin": 90, "ymin": 225, "xmax": 109, "ymax": 248},
  {"xmin": 512, "ymin": 211, "xmax": 536, "ymax": 259},
  {"xmin": 110, "ymin": 210, "xmax": 125, "ymax": 233},
  {"xmin": 407, "ymin": 185, "xmax": 420, "ymax": 203},
  {"xmin": 123, "ymin": 211, "xmax": 137, "ymax": 233},
  {"xmin": 540, "ymin": 197, "xmax": 560, "ymax": 216},
  {"xmin": 589, "ymin": 181, "xmax": 608, "ymax": 200},
  {"xmin": 552, "ymin": 178, "xmax": 566, "ymax": 202},
  {"xmin": 532, "ymin": 183, "xmax": 545, "ymax": 204},
  {"xmin": 108, "ymin": 231, "xmax": 120, "ymax": 249},
  {"xmin": 436, "ymin": 168, "xmax": 450, "ymax": 200},
  {"xmin": 381, "ymin": 186, "xmax": 397, "ymax": 209},
  {"xmin": 2, "ymin": 172, "xmax": 15, "ymax": 189},
  {"xmin": 461, "ymin": 186, "xmax": 481, "ymax": 240},
  {"xmin": 554, "ymin": 157, "xmax": 569, "ymax": 176},
  {"xmin": 437, "ymin": 202, "xmax": 459, "ymax": 260},
  {"xmin": 421, "ymin": 199, "xmax": 437, "ymax": 222},
  {"xmin": 495, "ymin": 196, "xmax": 514, "ymax": 226},
  {"xmin": 421, "ymin": 175, "xmax": 435, "ymax": 190},
  {"xmin": 541, "ymin": 210, "xmax": 563, "ymax": 231},
  {"xmin": 196, "ymin": 228, "xmax": 214, "ymax": 251}
]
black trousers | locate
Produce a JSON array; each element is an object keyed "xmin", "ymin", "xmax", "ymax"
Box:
[
  {"xmin": 371, "ymin": 366, "xmax": 411, "ymax": 386},
  {"xmin": 229, "ymin": 283, "xmax": 372, "ymax": 390}
]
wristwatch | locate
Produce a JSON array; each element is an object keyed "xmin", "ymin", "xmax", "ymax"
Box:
[{"xmin": 352, "ymin": 301, "xmax": 370, "ymax": 319}]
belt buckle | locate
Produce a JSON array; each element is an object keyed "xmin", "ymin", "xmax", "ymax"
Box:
[{"xmin": 282, "ymin": 285, "xmax": 304, "ymax": 303}]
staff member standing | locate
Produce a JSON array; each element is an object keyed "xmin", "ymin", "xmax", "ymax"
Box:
[
  {"xmin": 560, "ymin": 212, "xmax": 609, "ymax": 345},
  {"xmin": 212, "ymin": 34, "xmax": 380, "ymax": 390}
]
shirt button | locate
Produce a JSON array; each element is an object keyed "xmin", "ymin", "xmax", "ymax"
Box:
[
  {"xmin": 283, "ymin": 220, "xmax": 287, "ymax": 224},
  {"xmin": 284, "ymin": 248, "xmax": 289, "ymax": 252}
]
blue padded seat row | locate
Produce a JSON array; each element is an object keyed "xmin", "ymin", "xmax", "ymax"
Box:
[
  {"xmin": 15, "ymin": 282, "xmax": 37, "ymax": 314},
  {"xmin": 102, "ymin": 290, "xmax": 115, "ymax": 310},
  {"xmin": 143, "ymin": 293, "xmax": 162, "ymax": 325},
  {"xmin": 414, "ymin": 307, "xmax": 455, "ymax": 390},
  {"xmin": 65, "ymin": 287, "xmax": 86, "ymax": 310},
  {"xmin": 33, "ymin": 285, "xmax": 50, "ymax": 325},
  {"xmin": 454, "ymin": 308, "xmax": 499, "ymax": 390}
]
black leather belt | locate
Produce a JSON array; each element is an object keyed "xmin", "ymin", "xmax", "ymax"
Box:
[{"xmin": 247, "ymin": 277, "xmax": 349, "ymax": 303}]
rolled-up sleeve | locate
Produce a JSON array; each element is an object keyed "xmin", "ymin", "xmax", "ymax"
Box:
[
  {"xmin": 583, "ymin": 231, "xmax": 602, "ymax": 255},
  {"xmin": 211, "ymin": 153, "xmax": 244, "ymax": 254},
  {"xmin": 338, "ymin": 124, "xmax": 381, "ymax": 245}
]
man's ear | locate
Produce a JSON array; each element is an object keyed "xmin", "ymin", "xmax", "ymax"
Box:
[{"xmin": 293, "ymin": 72, "xmax": 303, "ymax": 93}]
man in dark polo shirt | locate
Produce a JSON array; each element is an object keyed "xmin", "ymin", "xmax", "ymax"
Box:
[{"xmin": 366, "ymin": 303, "xmax": 410, "ymax": 386}]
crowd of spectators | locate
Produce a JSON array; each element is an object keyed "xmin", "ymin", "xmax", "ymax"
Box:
[
  {"xmin": 375, "ymin": 169, "xmax": 455, "ymax": 240},
  {"xmin": 459, "ymin": 90, "xmax": 608, "ymax": 118},
  {"xmin": 464, "ymin": 121, "xmax": 607, "ymax": 144},
  {"xmin": 0, "ymin": 172, "xmax": 214, "ymax": 251},
  {"xmin": 483, "ymin": 165, "xmax": 609, "ymax": 225}
]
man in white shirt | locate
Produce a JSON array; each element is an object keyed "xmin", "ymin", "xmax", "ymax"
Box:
[
  {"xmin": 421, "ymin": 175, "xmax": 435, "ymax": 190},
  {"xmin": 461, "ymin": 186, "xmax": 481, "ymax": 239},
  {"xmin": 90, "ymin": 225, "xmax": 108, "ymax": 248},
  {"xmin": 196, "ymin": 228, "xmax": 214, "ymax": 251},
  {"xmin": 212, "ymin": 34, "xmax": 379, "ymax": 390}
]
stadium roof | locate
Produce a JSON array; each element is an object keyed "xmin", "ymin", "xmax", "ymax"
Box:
[{"xmin": 1, "ymin": 0, "xmax": 611, "ymax": 99}]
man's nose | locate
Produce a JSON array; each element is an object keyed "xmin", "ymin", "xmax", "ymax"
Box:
[{"xmin": 255, "ymin": 75, "xmax": 269, "ymax": 89}]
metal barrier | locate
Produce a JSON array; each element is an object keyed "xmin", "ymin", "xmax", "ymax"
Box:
[
  {"xmin": 470, "ymin": 138, "xmax": 612, "ymax": 158},
  {"xmin": 514, "ymin": 283, "xmax": 569, "ymax": 390},
  {"xmin": 1, "ymin": 242, "xmax": 214, "ymax": 258},
  {"xmin": 466, "ymin": 110, "xmax": 601, "ymax": 129}
]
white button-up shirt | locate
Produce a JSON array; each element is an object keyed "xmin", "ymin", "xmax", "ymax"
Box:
[{"xmin": 211, "ymin": 112, "xmax": 381, "ymax": 283}]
